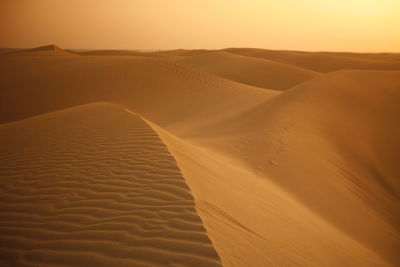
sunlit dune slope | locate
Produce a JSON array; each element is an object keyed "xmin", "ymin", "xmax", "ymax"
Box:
[
  {"xmin": 225, "ymin": 48, "xmax": 400, "ymax": 72},
  {"xmin": 175, "ymin": 51, "xmax": 319, "ymax": 90},
  {"xmin": 150, "ymin": 119, "xmax": 394, "ymax": 267},
  {"xmin": 173, "ymin": 70, "xmax": 400, "ymax": 266},
  {"xmin": 0, "ymin": 102, "xmax": 221, "ymax": 267}
]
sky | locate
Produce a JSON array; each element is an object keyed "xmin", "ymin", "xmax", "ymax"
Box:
[{"xmin": 1, "ymin": 0, "xmax": 399, "ymax": 52}]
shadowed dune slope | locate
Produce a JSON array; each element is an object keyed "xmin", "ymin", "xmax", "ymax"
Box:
[
  {"xmin": 75, "ymin": 49, "xmax": 213, "ymax": 61},
  {"xmin": 5, "ymin": 45, "xmax": 69, "ymax": 56},
  {"xmin": 0, "ymin": 102, "xmax": 221, "ymax": 267},
  {"xmin": 175, "ymin": 51, "xmax": 319, "ymax": 90},
  {"xmin": 0, "ymin": 48, "xmax": 21, "ymax": 54},
  {"xmin": 154, "ymin": 49, "xmax": 212, "ymax": 59},
  {"xmin": 321, "ymin": 52, "xmax": 400, "ymax": 62},
  {"xmin": 76, "ymin": 50, "xmax": 168, "ymax": 59},
  {"xmin": 224, "ymin": 48, "xmax": 400, "ymax": 72},
  {"xmin": 26, "ymin": 44, "xmax": 63, "ymax": 52},
  {"xmin": 155, "ymin": 49, "xmax": 400, "ymax": 63},
  {"xmin": 0, "ymin": 50, "xmax": 276, "ymax": 125}
]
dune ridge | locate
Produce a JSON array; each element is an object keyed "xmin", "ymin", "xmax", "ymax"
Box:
[
  {"xmin": 27, "ymin": 44, "xmax": 63, "ymax": 52},
  {"xmin": 0, "ymin": 103, "xmax": 221, "ymax": 266},
  {"xmin": 0, "ymin": 45, "xmax": 399, "ymax": 266},
  {"xmin": 5, "ymin": 45, "xmax": 67, "ymax": 56}
]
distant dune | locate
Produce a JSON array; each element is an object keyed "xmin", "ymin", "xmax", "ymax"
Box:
[
  {"xmin": 26, "ymin": 44, "xmax": 63, "ymax": 52},
  {"xmin": 175, "ymin": 51, "xmax": 319, "ymax": 90},
  {"xmin": 0, "ymin": 45, "xmax": 399, "ymax": 266},
  {"xmin": 224, "ymin": 48, "xmax": 400, "ymax": 72},
  {"xmin": 0, "ymin": 47, "xmax": 275, "ymax": 125},
  {"xmin": 7, "ymin": 44, "xmax": 67, "ymax": 55}
]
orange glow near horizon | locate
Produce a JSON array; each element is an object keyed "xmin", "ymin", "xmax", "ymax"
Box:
[{"xmin": 0, "ymin": 0, "xmax": 399, "ymax": 52}]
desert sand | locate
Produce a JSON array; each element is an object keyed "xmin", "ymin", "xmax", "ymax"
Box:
[{"xmin": 0, "ymin": 45, "xmax": 399, "ymax": 266}]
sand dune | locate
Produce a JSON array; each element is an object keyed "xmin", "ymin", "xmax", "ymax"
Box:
[
  {"xmin": 0, "ymin": 48, "xmax": 20, "ymax": 54},
  {"xmin": 175, "ymin": 51, "xmax": 319, "ymax": 90},
  {"xmin": 0, "ymin": 45, "xmax": 399, "ymax": 266},
  {"xmin": 321, "ymin": 52, "xmax": 400, "ymax": 62},
  {"xmin": 26, "ymin": 44, "xmax": 63, "ymax": 52},
  {"xmin": 154, "ymin": 49, "xmax": 212, "ymax": 59},
  {"xmin": 77, "ymin": 49, "xmax": 167, "ymax": 59},
  {"xmin": 0, "ymin": 48, "xmax": 274, "ymax": 125},
  {"xmin": 0, "ymin": 103, "xmax": 221, "ymax": 266},
  {"xmin": 170, "ymin": 70, "xmax": 400, "ymax": 266},
  {"xmin": 6, "ymin": 44, "xmax": 68, "ymax": 55},
  {"xmin": 151, "ymin": 120, "xmax": 393, "ymax": 267},
  {"xmin": 224, "ymin": 48, "xmax": 400, "ymax": 72}
]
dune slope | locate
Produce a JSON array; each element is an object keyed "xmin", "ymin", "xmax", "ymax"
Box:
[
  {"xmin": 0, "ymin": 103, "xmax": 221, "ymax": 267},
  {"xmin": 170, "ymin": 70, "xmax": 400, "ymax": 266},
  {"xmin": 0, "ymin": 49, "xmax": 275, "ymax": 126},
  {"xmin": 175, "ymin": 51, "xmax": 319, "ymax": 90},
  {"xmin": 149, "ymin": 120, "xmax": 394, "ymax": 267}
]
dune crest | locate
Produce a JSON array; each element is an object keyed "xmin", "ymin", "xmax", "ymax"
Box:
[
  {"xmin": 28, "ymin": 44, "xmax": 63, "ymax": 52},
  {"xmin": 0, "ymin": 103, "xmax": 221, "ymax": 266},
  {"xmin": 7, "ymin": 44, "xmax": 67, "ymax": 55}
]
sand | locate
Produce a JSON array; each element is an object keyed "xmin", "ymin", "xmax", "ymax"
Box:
[
  {"xmin": 175, "ymin": 51, "xmax": 319, "ymax": 90},
  {"xmin": 0, "ymin": 103, "xmax": 221, "ymax": 266},
  {"xmin": 0, "ymin": 45, "xmax": 399, "ymax": 266},
  {"xmin": 224, "ymin": 48, "xmax": 400, "ymax": 72}
]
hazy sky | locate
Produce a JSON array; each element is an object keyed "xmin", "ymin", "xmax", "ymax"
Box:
[{"xmin": 1, "ymin": 0, "xmax": 399, "ymax": 52}]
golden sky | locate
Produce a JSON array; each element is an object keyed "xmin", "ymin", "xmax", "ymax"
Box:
[{"xmin": 1, "ymin": 0, "xmax": 399, "ymax": 52}]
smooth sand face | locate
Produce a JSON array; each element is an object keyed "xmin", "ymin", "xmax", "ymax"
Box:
[
  {"xmin": 0, "ymin": 45, "xmax": 399, "ymax": 266},
  {"xmin": 174, "ymin": 51, "xmax": 320, "ymax": 90}
]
